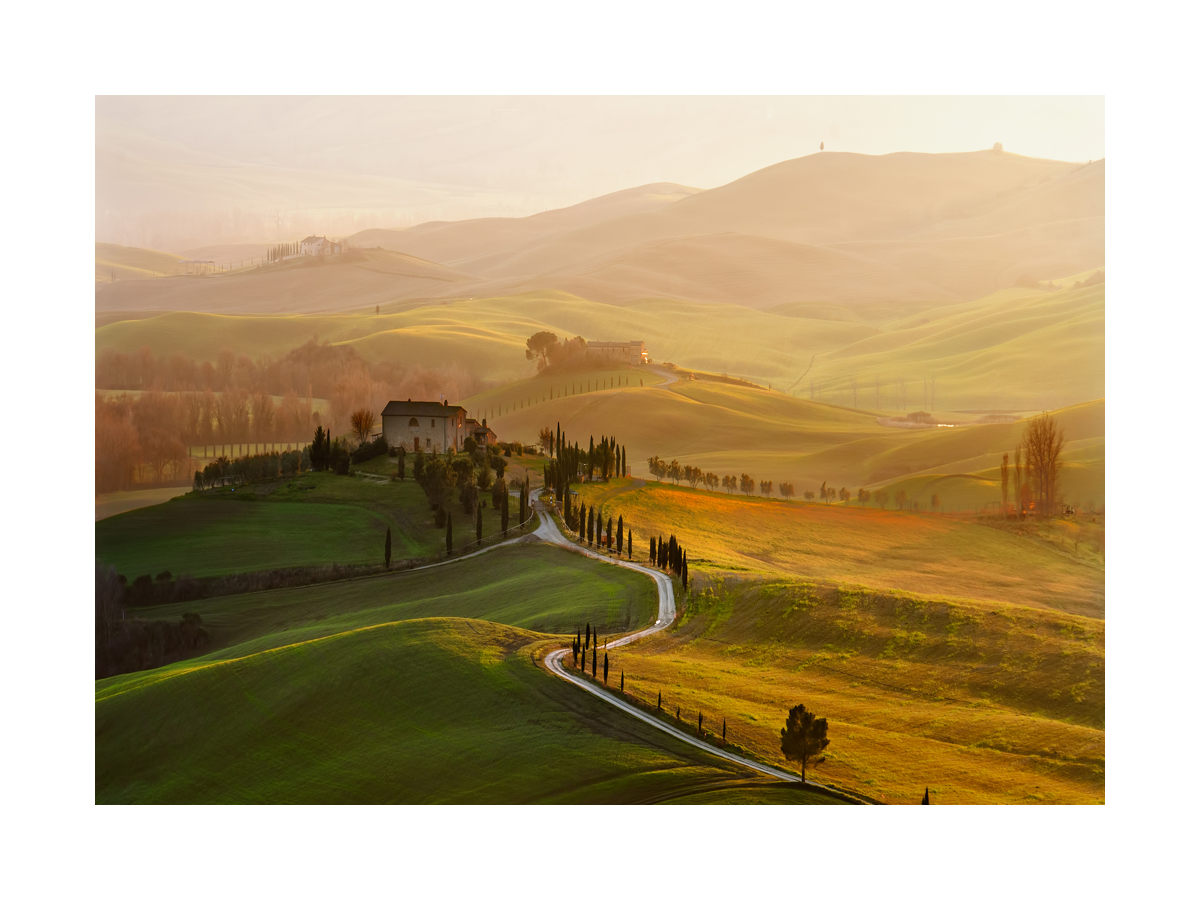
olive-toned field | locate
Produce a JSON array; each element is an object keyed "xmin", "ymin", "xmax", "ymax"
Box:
[{"xmin": 97, "ymin": 544, "xmax": 840, "ymax": 804}]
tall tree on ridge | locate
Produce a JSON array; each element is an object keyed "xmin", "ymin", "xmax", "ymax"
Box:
[{"xmin": 385, "ymin": 526, "xmax": 392, "ymax": 569}]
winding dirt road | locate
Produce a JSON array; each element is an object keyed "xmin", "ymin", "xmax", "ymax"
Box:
[{"xmin": 532, "ymin": 500, "xmax": 856, "ymax": 794}]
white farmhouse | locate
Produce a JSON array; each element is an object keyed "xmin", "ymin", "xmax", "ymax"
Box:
[
  {"xmin": 382, "ymin": 399, "xmax": 469, "ymax": 453},
  {"xmin": 300, "ymin": 235, "xmax": 342, "ymax": 256}
]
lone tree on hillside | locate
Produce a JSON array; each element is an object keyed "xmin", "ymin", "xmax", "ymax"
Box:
[
  {"xmin": 350, "ymin": 408, "xmax": 377, "ymax": 446},
  {"xmin": 1021, "ymin": 414, "xmax": 1065, "ymax": 517},
  {"xmin": 538, "ymin": 426, "xmax": 555, "ymax": 456},
  {"xmin": 525, "ymin": 331, "xmax": 559, "ymax": 371},
  {"xmin": 779, "ymin": 703, "xmax": 830, "ymax": 783}
]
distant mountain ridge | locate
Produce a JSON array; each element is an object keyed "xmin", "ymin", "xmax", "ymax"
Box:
[{"xmin": 96, "ymin": 149, "xmax": 1103, "ymax": 315}]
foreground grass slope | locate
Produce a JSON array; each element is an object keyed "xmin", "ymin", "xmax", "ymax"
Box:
[
  {"xmin": 98, "ymin": 544, "xmax": 834, "ymax": 804},
  {"xmin": 610, "ymin": 577, "xmax": 1103, "ymax": 805},
  {"xmin": 576, "ymin": 479, "xmax": 1104, "ymax": 619}
]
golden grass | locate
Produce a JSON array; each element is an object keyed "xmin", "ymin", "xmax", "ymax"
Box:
[
  {"xmin": 612, "ymin": 579, "xmax": 1103, "ymax": 804},
  {"xmin": 575, "ymin": 479, "xmax": 1103, "ymax": 619}
]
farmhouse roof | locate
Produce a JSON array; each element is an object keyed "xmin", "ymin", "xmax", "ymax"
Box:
[
  {"xmin": 381, "ymin": 399, "xmax": 466, "ymax": 418},
  {"xmin": 301, "ymin": 235, "xmax": 327, "ymax": 244}
]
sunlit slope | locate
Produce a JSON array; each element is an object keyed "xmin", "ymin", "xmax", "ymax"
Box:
[
  {"xmin": 613, "ymin": 578, "xmax": 1103, "ymax": 804},
  {"xmin": 95, "ymin": 247, "xmax": 482, "ymax": 314},
  {"xmin": 812, "ymin": 283, "xmax": 1104, "ymax": 411},
  {"xmin": 348, "ymin": 182, "xmax": 701, "ymax": 270},
  {"xmin": 575, "ymin": 479, "xmax": 1103, "ymax": 618},
  {"xmin": 465, "ymin": 362, "xmax": 1104, "ymax": 507},
  {"xmin": 95, "ymin": 291, "xmax": 874, "ymax": 383},
  {"xmin": 96, "ymin": 243, "xmax": 185, "ymax": 281},
  {"xmin": 97, "ymin": 618, "xmax": 784, "ymax": 804},
  {"xmin": 471, "ymin": 151, "xmax": 1102, "ymax": 305}
]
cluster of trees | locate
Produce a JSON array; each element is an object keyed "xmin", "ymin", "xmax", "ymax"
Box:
[
  {"xmin": 411, "ymin": 440, "xmax": 532, "ymax": 546},
  {"xmin": 547, "ymin": 425, "xmax": 627, "ymax": 499},
  {"xmin": 308, "ymin": 426, "xmax": 352, "ymax": 475},
  {"xmin": 193, "ymin": 449, "xmax": 306, "ymax": 490},
  {"xmin": 95, "ymin": 565, "xmax": 209, "ymax": 679},
  {"xmin": 1000, "ymin": 414, "xmax": 1067, "ymax": 518},
  {"xmin": 525, "ymin": 331, "xmax": 612, "ymax": 374},
  {"xmin": 96, "ymin": 339, "xmax": 482, "ymax": 440},
  {"xmin": 267, "ymin": 241, "xmax": 299, "ymax": 263},
  {"xmin": 648, "ymin": 534, "xmax": 689, "ymax": 587}
]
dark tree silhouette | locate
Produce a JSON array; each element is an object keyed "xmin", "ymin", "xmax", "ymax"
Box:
[
  {"xmin": 922, "ymin": 787, "xmax": 930, "ymax": 805},
  {"xmin": 779, "ymin": 703, "xmax": 830, "ymax": 783},
  {"xmin": 445, "ymin": 511, "xmax": 453, "ymax": 553},
  {"xmin": 384, "ymin": 526, "xmax": 392, "ymax": 569}
]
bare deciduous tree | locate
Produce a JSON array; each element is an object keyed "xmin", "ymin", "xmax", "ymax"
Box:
[
  {"xmin": 350, "ymin": 408, "xmax": 377, "ymax": 446},
  {"xmin": 1021, "ymin": 414, "xmax": 1065, "ymax": 517}
]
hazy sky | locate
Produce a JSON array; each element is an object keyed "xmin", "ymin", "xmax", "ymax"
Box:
[{"xmin": 97, "ymin": 96, "xmax": 1104, "ymax": 249}]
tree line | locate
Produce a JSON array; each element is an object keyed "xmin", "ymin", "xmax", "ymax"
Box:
[{"xmin": 96, "ymin": 339, "xmax": 483, "ymax": 440}]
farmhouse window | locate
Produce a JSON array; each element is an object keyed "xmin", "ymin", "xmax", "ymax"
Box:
[{"xmin": 409, "ymin": 417, "xmax": 419, "ymax": 427}]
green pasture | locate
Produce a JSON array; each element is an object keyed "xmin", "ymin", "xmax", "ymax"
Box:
[
  {"xmin": 96, "ymin": 542, "xmax": 838, "ymax": 804},
  {"xmin": 95, "ymin": 471, "xmax": 513, "ymax": 579}
]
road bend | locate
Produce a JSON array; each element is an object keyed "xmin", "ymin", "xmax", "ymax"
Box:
[{"xmin": 532, "ymin": 500, "xmax": 857, "ymax": 796}]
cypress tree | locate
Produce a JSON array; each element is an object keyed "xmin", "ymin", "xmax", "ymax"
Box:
[
  {"xmin": 617, "ymin": 515, "xmax": 624, "ymax": 554},
  {"xmin": 649, "ymin": 536, "xmax": 656, "ymax": 563},
  {"xmin": 698, "ymin": 711, "xmax": 704, "ymax": 737},
  {"xmin": 592, "ymin": 645, "xmax": 597, "ymax": 677},
  {"xmin": 722, "ymin": 719, "xmax": 726, "ymax": 744},
  {"xmin": 606, "ymin": 517, "xmax": 613, "ymax": 551},
  {"xmin": 603, "ymin": 652, "xmax": 609, "ymax": 684},
  {"xmin": 476, "ymin": 503, "xmax": 483, "ymax": 543},
  {"xmin": 385, "ymin": 526, "xmax": 392, "ymax": 569},
  {"xmin": 587, "ymin": 506, "xmax": 594, "ymax": 545},
  {"xmin": 586, "ymin": 623, "xmax": 591, "ymax": 649},
  {"xmin": 502, "ymin": 492, "xmax": 510, "ymax": 534},
  {"xmin": 578, "ymin": 507, "xmax": 586, "ymax": 541},
  {"xmin": 922, "ymin": 788, "xmax": 930, "ymax": 805},
  {"xmin": 445, "ymin": 511, "xmax": 453, "ymax": 553},
  {"xmin": 657, "ymin": 691, "xmax": 662, "ymax": 710},
  {"xmin": 572, "ymin": 635, "xmax": 578, "ymax": 666},
  {"xmin": 628, "ymin": 529, "xmax": 633, "ymax": 558},
  {"xmin": 620, "ymin": 671, "xmax": 624, "ymax": 692}
]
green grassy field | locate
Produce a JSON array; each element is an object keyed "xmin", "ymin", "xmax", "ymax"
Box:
[
  {"xmin": 609, "ymin": 577, "xmax": 1104, "ymax": 805},
  {"xmin": 125, "ymin": 543, "xmax": 658, "ymax": 658},
  {"xmin": 97, "ymin": 543, "xmax": 843, "ymax": 803},
  {"xmin": 574, "ymin": 477, "xmax": 1104, "ymax": 619},
  {"xmin": 95, "ymin": 471, "xmax": 513, "ymax": 579}
]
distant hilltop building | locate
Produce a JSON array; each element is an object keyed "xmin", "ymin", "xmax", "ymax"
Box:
[
  {"xmin": 586, "ymin": 340, "xmax": 649, "ymax": 365},
  {"xmin": 382, "ymin": 399, "xmax": 468, "ymax": 452},
  {"xmin": 300, "ymin": 235, "xmax": 343, "ymax": 256}
]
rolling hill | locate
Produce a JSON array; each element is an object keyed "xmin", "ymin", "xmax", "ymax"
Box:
[
  {"xmin": 95, "ymin": 149, "xmax": 1104, "ymax": 316},
  {"xmin": 96, "ymin": 543, "xmax": 829, "ymax": 803}
]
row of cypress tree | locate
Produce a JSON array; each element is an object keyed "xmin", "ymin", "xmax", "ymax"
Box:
[
  {"xmin": 648, "ymin": 534, "xmax": 689, "ymax": 588},
  {"xmin": 548, "ymin": 422, "xmax": 627, "ymax": 492}
]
